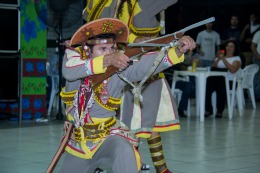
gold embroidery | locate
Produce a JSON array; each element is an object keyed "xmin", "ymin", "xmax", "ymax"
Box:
[
  {"xmin": 93, "ymin": 81, "xmax": 121, "ymax": 111},
  {"xmin": 101, "ymin": 21, "xmax": 114, "ymax": 33},
  {"xmin": 74, "ymin": 117, "xmax": 116, "ymax": 142},
  {"xmin": 60, "ymin": 88, "xmax": 77, "ymax": 105}
]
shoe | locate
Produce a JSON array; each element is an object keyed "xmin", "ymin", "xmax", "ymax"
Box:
[
  {"xmin": 141, "ymin": 163, "xmax": 150, "ymax": 170},
  {"xmin": 35, "ymin": 118, "xmax": 48, "ymax": 123},
  {"xmin": 178, "ymin": 109, "xmax": 187, "ymax": 118},
  {"xmin": 94, "ymin": 168, "xmax": 107, "ymax": 173},
  {"xmin": 204, "ymin": 111, "xmax": 213, "ymax": 117},
  {"xmin": 215, "ymin": 113, "xmax": 223, "ymax": 118}
]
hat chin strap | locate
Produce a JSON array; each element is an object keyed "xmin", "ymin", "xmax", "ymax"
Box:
[
  {"xmin": 81, "ymin": 42, "xmax": 91, "ymax": 60},
  {"xmin": 81, "ymin": 40, "xmax": 117, "ymax": 60}
]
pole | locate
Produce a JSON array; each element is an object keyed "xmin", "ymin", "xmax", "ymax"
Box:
[{"xmin": 56, "ymin": 18, "xmax": 63, "ymax": 120}]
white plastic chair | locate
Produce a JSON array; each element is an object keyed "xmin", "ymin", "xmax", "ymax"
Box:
[
  {"xmin": 46, "ymin": 62, "xmax": 60, "ymax": 117},
  {"xmin": 48, "ymin": 76, "xmax": 60, "ymax": 116},
  {"xmin": 211, "ymin": 77, "xmax": 238, "ymax": 115},
  {"xmin": 211, "ymin": 64, "xmax": 259, "ymax": 117},
  {"xmin": 187, "ymin": 66, "xmax": 208, "ymax": 72},
  {"xmin": 211, "ymin": 73, "xmax": 239, "ymax": 117},
  {"xmin": 237, "ymin": 64, "xmax": 259, "ymax": 109},
  {"xmin": 212, "ymin": 91, "xmax": 217, "ymax": 115}
]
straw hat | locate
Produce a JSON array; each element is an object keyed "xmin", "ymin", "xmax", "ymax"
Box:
[{"xmin": 69, "ymin": 18, "xmax": 129, "ymax": 46}]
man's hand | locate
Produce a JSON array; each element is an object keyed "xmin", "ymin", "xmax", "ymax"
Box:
[
  {"xmin": 176, "ymin": 36, "xmax": 196, "ymax": 57},
  {"xmin": 256, "ymin": 54, "xmax": 260, "ymax": 60},
  {"xmin": 103, "ymin": 52, "xmax": 130, "ymax": 71}
]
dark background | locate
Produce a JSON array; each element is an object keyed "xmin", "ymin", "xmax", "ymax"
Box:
[
  {"xmin": 1, "ymin": 0, "xmax": 260, "ymax": 51},
  {"xmin": 0, "ymin": 8, "xmax": 18, "ymax": 51},
  {"xmin": 0, "ymin": 0, "xmax": 20, "ymax": 101},
  {"xmin": 165, "ymin": 0, "xmax": 260, "ymax": 39},
  {"xmin": 0, "ymin": 0, "xmax": 260, "ymax": 100},
  {"xmin": 0, "ymin": 56, "xmax": 19, "ymax": 100}
]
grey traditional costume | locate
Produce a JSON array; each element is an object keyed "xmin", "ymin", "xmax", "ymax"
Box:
[
  {"xmin": 83, "ymin": 0, "xmax": 180, "ymax": 137},
  {"xmin": 82, "ymin": 1, "xmax": 180, "ymax": 173},
  {"xmin": 58, "ymin": 18, "xmax": 184, "ymax": 173}
]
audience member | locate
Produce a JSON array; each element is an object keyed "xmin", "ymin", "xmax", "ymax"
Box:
[
  {"xmin": 240, "ymin": 13, "xmax": 260, "ymax": 65},
  {"xmin": 251, "ymin": 29, "xmax": 260, "ymax": 100},
  {"xmin": 221, "ymin": 15, "xmax": 241, "ymax": 47},
  {"xmin": 49, "ymin": 48, "xmax": 59, "ymax": 75},
  {"xmin": 46, "ymin": 48, "xmax": 59, "ymax": 109},
  {"xmin": 196, "ymin": 22, "xmax": 221, "ymax": 67},
  {"xmin": 164, "ymin": 62, "xmax": 195, "ymax": 118},
  {"xmin": 205, "ymin": 40, "xmax": 242, "ymax": 118},
  {"xmin": 175, "ymin": 78, "xmax": 195, "ymax": 118}
]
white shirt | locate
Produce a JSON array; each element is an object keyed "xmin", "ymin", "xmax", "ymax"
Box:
[
  {"xmin": 196, "ymin": 30, "xmax": 221, "ymax": 61},
  {"xmin": 252, "ymin": 30, "xmax": 260, "ymax": 54},
  {"xmin": 216, "ymin": 56, "xmax": 242, "ymax": 81}
]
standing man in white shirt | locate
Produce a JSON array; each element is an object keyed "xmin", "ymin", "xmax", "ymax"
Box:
[
  {"xmin": 251, "ymin": 30, "xmax": 260, "ymax": 100},
  {"xmin": 196, "ymin": 22, "xmax": 221, "ymax": 67}
]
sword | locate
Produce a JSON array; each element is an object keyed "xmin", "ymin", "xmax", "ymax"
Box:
[
  {"xmin": 46, "ymin": 122, "xmax": 73, "ymax": 173},
  {"xmin": 91, "ymin": 17, "xmax": 215, "ymax": 87}
]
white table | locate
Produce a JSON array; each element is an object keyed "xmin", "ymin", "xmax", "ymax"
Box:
[{"xmin": 172, "ymin": 70, "xmax": 237, "ymax": 122}]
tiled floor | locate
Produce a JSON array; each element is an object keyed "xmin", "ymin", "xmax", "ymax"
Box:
[{"xmin": 1, "ymin": 101, "xmax": 260, "ymax": 173}]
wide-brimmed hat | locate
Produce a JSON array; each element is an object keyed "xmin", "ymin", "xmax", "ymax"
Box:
[{"xmin": 69, "ymin": 18, "xmax": 129, "ymax": 46}]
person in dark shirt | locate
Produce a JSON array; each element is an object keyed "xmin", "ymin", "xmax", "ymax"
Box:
[{"xmin": 221, "ymin": 15, "xmax": 241, "ymax": 47}]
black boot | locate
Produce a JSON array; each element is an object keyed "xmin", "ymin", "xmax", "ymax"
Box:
[
  {"xmin": 215, "ymin": 113, "xmax": 223, "ymax": 118},
  {"xmin": 204, "ymin": 111, "xmax": 213, "ymax": 117},
  {"xmin": 178, "ymin": 109, "xmax": 187, "ymax": 118}
]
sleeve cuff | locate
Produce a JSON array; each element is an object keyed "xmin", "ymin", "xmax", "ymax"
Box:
[
  {"xmin": 167, "ymin": 47, "xmax": 184, "ymax": 65},
  {"xmin": 158, "ymin": 72, "xmax": 165, "ymax": 78},
  {"xmin": 92, "ymin": 55, "xmax": 107, "ymax": 74}
]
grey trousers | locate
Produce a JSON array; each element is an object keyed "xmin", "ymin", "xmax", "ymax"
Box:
[{"xmin": 58, "ymin": 135, "xmax": 138, "ymax": 173}]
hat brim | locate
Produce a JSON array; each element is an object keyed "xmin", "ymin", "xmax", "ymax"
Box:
[{"xmin": 70, "ymin": 18, "xmax": 129, "ymax": 46}]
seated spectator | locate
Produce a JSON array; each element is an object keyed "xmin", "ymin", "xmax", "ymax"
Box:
[
  {"xmin": 175, "ymin": 78, "xmax": 194, "ymax": 117},
  {"xmin": 164, "ymin": 63, "xmax": 195, "ymax": 118},
  {"xmin": 205, "ymin": 40, "xmax": 242, "ymax": 118}
]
